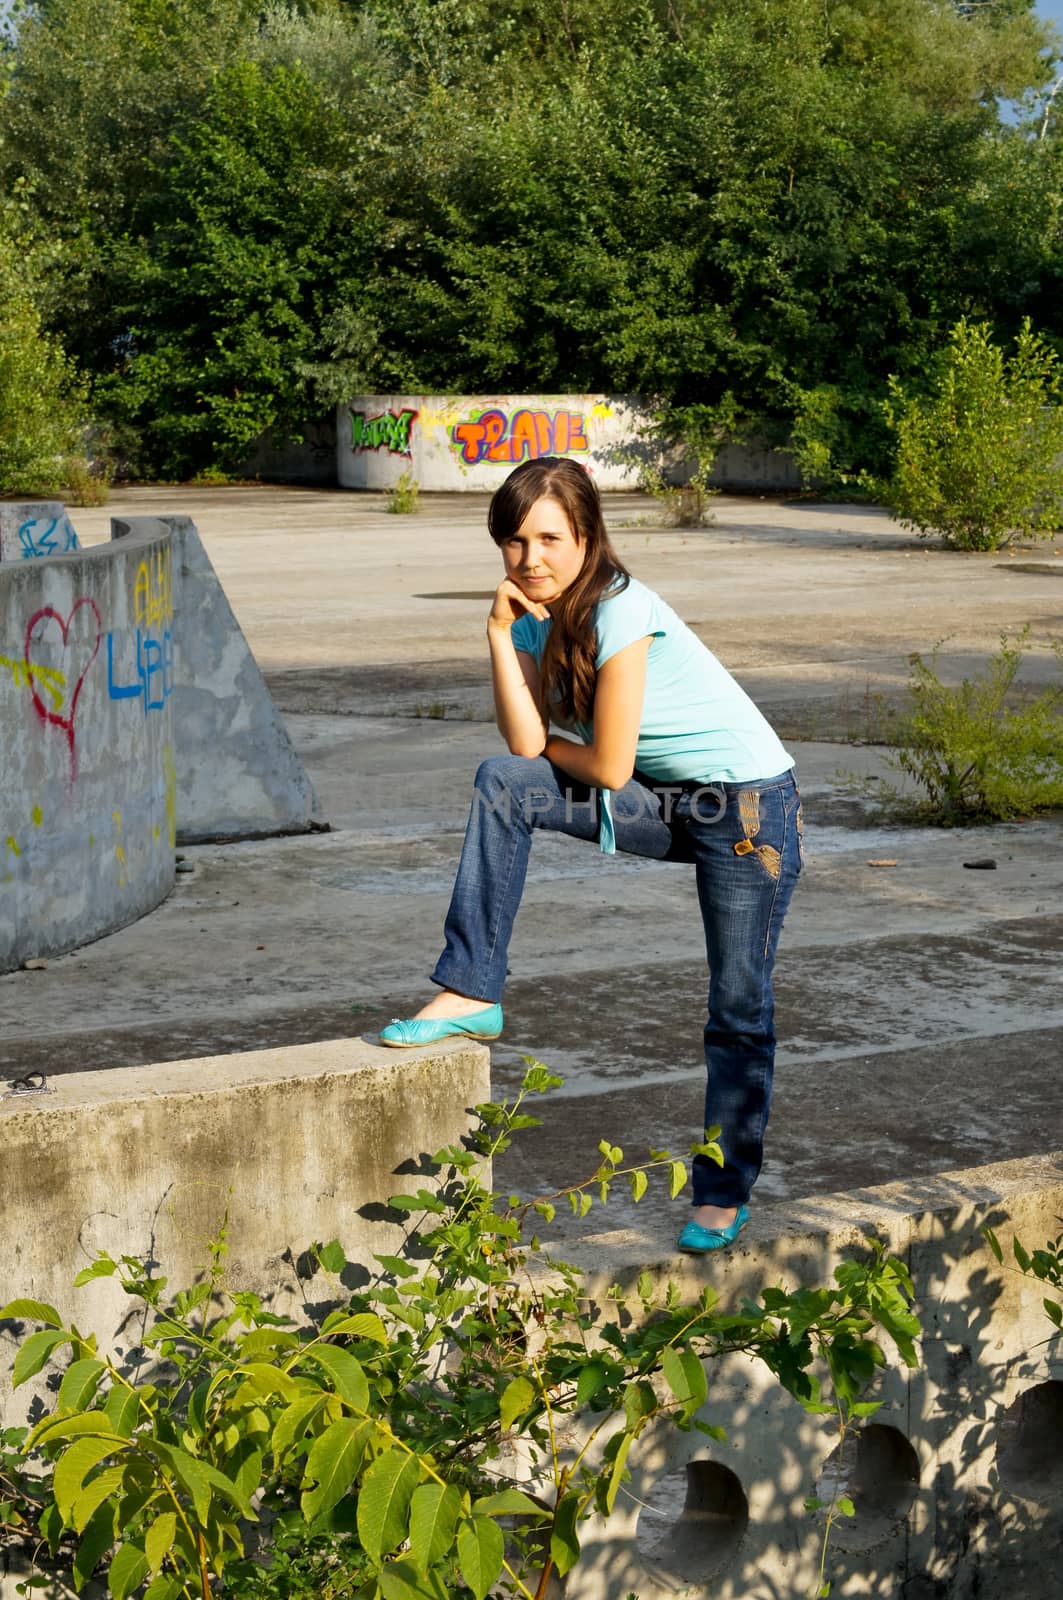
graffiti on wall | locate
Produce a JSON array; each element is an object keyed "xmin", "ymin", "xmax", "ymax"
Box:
[
  {"xmin": 23, "ymin": 598, "xmax": 103, "ymax": 778},
  {"xmin": 0, "ymin": 653, "xmax": 67, "ymax": 712},
  {"xmin": 450, "ymin": 407, "xmax": 590, "ymax": 466},
  {"xmin": 350, "ymin": 408, "xmax": 419, "ymax": 457},
  {"xmin": 107, "ymin": 546, "xmax": 174, "ymax": 713},
  {"xmin": 15, "ymin": 515, "xmax": 80, "ymax": 559}
]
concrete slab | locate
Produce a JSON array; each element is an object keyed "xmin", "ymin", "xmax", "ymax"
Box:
[{"xmin": 5, "ymin": 484, "xmax": 1060, "ymax": 1240}]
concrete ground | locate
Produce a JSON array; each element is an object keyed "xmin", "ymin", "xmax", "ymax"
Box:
[{"xmin": 3, "ymin": 486, "xmax": 1062, "ymax": 1252}]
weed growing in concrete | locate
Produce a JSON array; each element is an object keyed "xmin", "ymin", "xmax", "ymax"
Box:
[
  {"xmin": 386, "ymin": 472, "xmax": 419, "ymax": 514},
  {"xmin": 838, "ymin": 630, "xmax": 1063, "ymax": 824},
  {"xmin": 0, "ymin": 1065, "xmax": 920, "ymax": 1600}
]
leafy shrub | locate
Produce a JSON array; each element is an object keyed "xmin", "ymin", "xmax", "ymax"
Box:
[
  {"xmin": 860, "ymin": 630, "xmax": 1063, "ymax": 824},
  {"xmin": 0, "ymin": 1064, "xmax": 921, "ymax": 1600},
  {"xmin": 878, "ymin": 319, "xmax": 1063, "ymax": 551}
]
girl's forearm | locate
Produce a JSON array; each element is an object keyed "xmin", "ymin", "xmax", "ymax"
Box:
[
  {"xmin": 488, "ymin": 622, "xmax": 547, "ymax": 756},
  {"xmin": 543, "ymin": 734, "xmax": 613, "ymax": 790}
]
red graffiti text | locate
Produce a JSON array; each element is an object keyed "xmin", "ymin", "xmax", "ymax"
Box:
[{"xmin": 451, "ymin": 408, "xmax": 590, "ymax": 466}]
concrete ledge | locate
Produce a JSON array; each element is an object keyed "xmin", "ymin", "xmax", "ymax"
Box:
[{"xmin": 0, "ymin": 1035, "xmax": 491, "ymax": 1433}]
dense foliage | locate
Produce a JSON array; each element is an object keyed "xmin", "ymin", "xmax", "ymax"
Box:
[{"xmin": 2, "ymin": 0, "xmax": 1063, "ymax": 478}]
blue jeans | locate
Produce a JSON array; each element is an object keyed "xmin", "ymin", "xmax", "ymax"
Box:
[{"xmin": 431, "ymin": 756, "xmax": 803, "ymax": 1207}]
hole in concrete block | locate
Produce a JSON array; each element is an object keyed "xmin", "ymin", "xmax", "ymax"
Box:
[
  {"xmin": 636, "ymin": 1459, "xmax": 749, "ymax": 1584},
  {"xmin": 815, "ymin": 1424, "xmax": 920, "ymax": 1553},
  {"xmin": 996, "ymin": 1380, "xmax": 1063, "ymax": 1502}
]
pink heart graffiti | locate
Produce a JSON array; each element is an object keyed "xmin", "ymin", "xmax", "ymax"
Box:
[{"xmin": 24, "ymin": 599, "xmax": 102, "ymax": 780}]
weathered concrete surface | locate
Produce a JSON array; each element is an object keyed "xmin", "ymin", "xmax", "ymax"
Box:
[
  {"xmin": 0, "ymin": 1033, "xmax": 490, "ymax": 1435},
  {"xmin": 0, "ymin": 502, "xmax": 79, "ymax": 562},
  {"xmin": 0, "ymin": 525, "xmax": 175, "ymax": 972},
  {"xmin": 6, "ymin": 483, "xmax": 1063, "ymax": 1223},
  {"xmin": 112, "ymin": 514, "xmax": 319, "ymax": 842}
]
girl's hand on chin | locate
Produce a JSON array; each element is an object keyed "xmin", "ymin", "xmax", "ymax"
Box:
[{"xmin": 489, "ymin": 578, "xmax": 551, "ymax": 628}]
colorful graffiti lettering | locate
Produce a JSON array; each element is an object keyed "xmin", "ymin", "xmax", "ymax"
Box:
[
  {"xmin": 134, "ymin": 548, "xmax": 173, "ymax": 629},
  {"xmin": 450, "ymin": 408, "xmax": 590, "ymax": 466},
  {"xmin": 24, "ymin": 598, "xmax": 102, "ymax": 779},
  {"xmin": 350, "ymin": 407, "xmax": 419, "ymax": 457},
  {"xmin": 107, "ymin": 548, "xmax": 175, "ymax": 713},
  {"xmin": 17, "ymin": 516, "xmax": 79, "ymax": 559},
  {"xmin": 107, "ymin": 627, "xmax": 174, "ymax": 712},
  {"xmin": 0, "ymin": 654, "xmax": 67, "ymax": 712}
]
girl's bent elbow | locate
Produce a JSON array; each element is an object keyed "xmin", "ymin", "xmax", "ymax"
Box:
[{"xmin": 509, "ymin": 737, "xmax": 547, "ymax": 759}]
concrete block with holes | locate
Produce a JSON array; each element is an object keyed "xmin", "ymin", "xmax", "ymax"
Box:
[{"xmin": 547, "ymin": 1151, "xmax": 1063, "ymax": 1600}]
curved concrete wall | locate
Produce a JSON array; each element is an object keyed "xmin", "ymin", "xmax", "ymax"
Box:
[
  {"xmin": 337, "ymin": 396, "xmax": 803, "ymax": 492},
  {"xmin": 0, "ymin": 526, "xmax": 176, "ymax": 971},
  {"xmin": 338, "ymin": 394, "xmax": 649, "ymax": 491}
]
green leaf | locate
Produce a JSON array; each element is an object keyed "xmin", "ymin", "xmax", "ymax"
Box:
[
  {"xmin": 576, "ymin": 1361, "xmax": 608, "ymax": 1406},
  {"xmin": 55, "ymin": 1437, "xmax": 121, "ymax": 1523},
  {"xmin": 378, "ymin": 1558, "xmax": 445, "ymax": 1600},
  {"xmin": 604, "ymin": 1431, "xmax": 633, "ymax": 1515},
  {"xmin": 1044, "ymin": 1297, "xmax": 1063, "ymax": 1328},
  {"xmin": 499, "ymin": 1375, "xmax": 535, "ymax": 1431},
  {"xmin": 143, "ymin": 1577, "xmax": 183, "ymax": 1600},
  {"xmin": 12, "ymin": 1328, "xmax": 70, "ymax": 1387},
  {"xmin": 144, "ymin": 1511, "xmax": 177, "ymax": 1575},
  {"xmin": 300, "ymin": 1418, "xmax": 372, "ymax": 1524},
  {"xmin": 629, "ymin": 1169, "xmax": 648, "ymax": 1203},
  {"xmin": 314, "ymin": 1240, "xmax": 347, "ymax": 1274},
  {"xmin": 622, "ymin": 1381, "xmax": 655, "ymax": 1430},
  {"xmin": 981, "ymin": 1225, "xmax": 1003, "ymax": 1264},
  {"xmin": 73, "ymin": 1258, "xmax": 122, "ymax": 1288},
  {"xmin": 373, "ymin": 1254, "xmax": 418, "ymax": 1280},
  {"xmin": 408, "ymin": 1482, "xmax": 462, "ymax": 1572},
  {"xmin": 236, "ymin": 1362, "xmax": 301, "ymax": 1402},
  {"xmin": 669, "ymin": 1161, "xmax": 687, "ymax": 1200},
  {"xmin": 273, "ymin": 1393, "xmax": 327, "ymax": 1460},
  {"xmin": 102, "ymin": 1387, "xmax": 140, "ymax": 1439},
  {"xmin": 472, "ymin": 1488, "xmax": 548, "ymax": 1518},
  {"xmin": 0, "ymin": 1298, "xmax": 63, "ymax": 1327},
  {"xmin": 457, "ymin": 1516, "xmax": 505, "ymax": 1600},
  {"xmin": 108, "ymin": 1541, "xmax": 149, "ymax": 1600},
  {"xmin": 70, "ymin": 1466, "xmax": 127, "ymax": 1535},
  {"xmin": 533, "ymin": 1200, "xmax": 556, "ymax": 1223},
  {"xmin": 660, "ymin": 1347, "xmax": 707, "ymax": 1417},
  {"xmin": 73, "ymin": 1503, "xmax": 117, "ymax": 1591},
  {"xmin": 837, "ymin": 1495, "xmax": 856, "ymax": 1518},
  {"xmin": 31, "ymin": 1412, "xmax": 124, "ymax": 1450},
  {"xmin": 356, "ymin": 1448, "xmax": 420, "ymax": 1562},
  {"xmin": 58, "ymin": 1359, "xmax": 108, "ymax": 1415},
  {"xmin": 549, "ymin": 1492, "xmax": 581, "ymax": 1577},
  {"xmin": 319, "ymin": 1311, "xmax": 389, "ymax": 1345},
  {"xmin": 302, "ymin": 1345, "xmax": 369, "ymax": 1412}
]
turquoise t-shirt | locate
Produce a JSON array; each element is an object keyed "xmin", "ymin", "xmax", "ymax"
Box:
[{"xmin": 510, "ymin": 575, "xmax": 793, "ymax": 852}]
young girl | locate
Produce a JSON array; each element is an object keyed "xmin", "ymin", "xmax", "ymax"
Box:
[{"xmin": 381, "ymin": 456, "xmax": 802, "ymax": 1253}]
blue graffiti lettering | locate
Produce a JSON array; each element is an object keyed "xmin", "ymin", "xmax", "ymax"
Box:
[
  {"xmin": 18, "ymin": 517, "xmax": 80, "ymax": 559},
  {"xmin": 107, "ymin": 629, "xmax": 174, "ymax": 712}
]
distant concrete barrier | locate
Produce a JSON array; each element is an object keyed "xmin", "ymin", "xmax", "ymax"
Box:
[
  {"xmin": 0, "ymin": 1037, "xmax": 491, "ymax": 1428},
  {"xmin": 112, "ymin": 514, "xmax": 320, "ymax": 842},
  {"xmin": 0, "ymin": 501, "xmax": 79, "ymax": 561},
  {"xmin": 337, "ymin": 396, "xmax": 802, "ymax": 492},
  {"xmin": 0, "ymin": 524, "xmax": 175, "ymax": 972}
]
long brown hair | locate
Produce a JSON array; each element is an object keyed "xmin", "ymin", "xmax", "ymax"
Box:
[{"xmin": 488, "ymin": 457, "xmax": 631, "ymax": 725}]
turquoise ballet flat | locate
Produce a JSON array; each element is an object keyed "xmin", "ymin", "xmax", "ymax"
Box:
[
  {"xmin": 676, "ymin": 1204, "xmax": 750, "ymax": 1255},
  {"xmin": 379, "ymin": 1003, "xmax": 503, "ymax": 1048}
]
